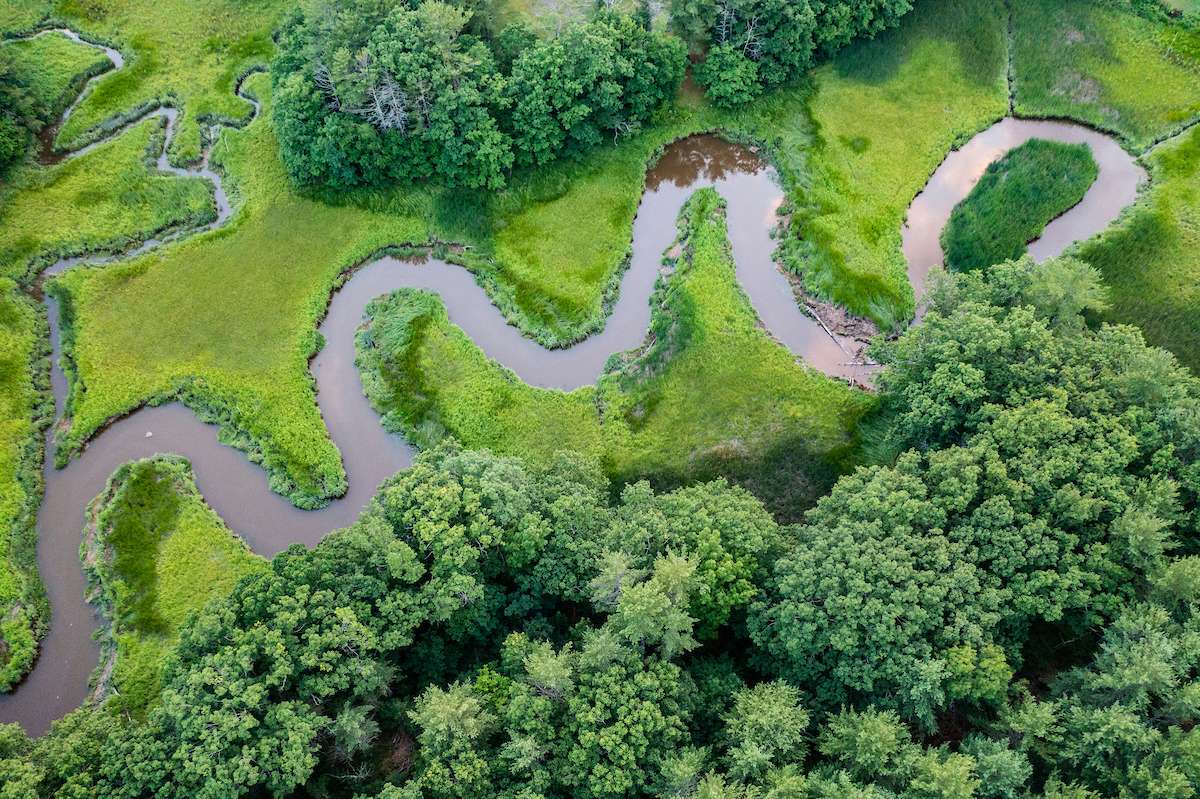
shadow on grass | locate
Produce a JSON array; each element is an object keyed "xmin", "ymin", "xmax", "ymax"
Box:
[
  {"xmin": 832, "ymin": 0, "xmax": 1006, "ymax": 89},
  {"xmin": 615, "ymin": 432, "xmax": 859, "ymax": 524}
]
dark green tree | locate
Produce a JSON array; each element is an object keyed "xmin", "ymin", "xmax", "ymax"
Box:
[
  {"xmin": 0, "ymin": 48, "xmax": 42, "ymax": 170},
  {"xmin": 694, "ymin": 44, "xmax": 761, "ymax": 108},
  {"xmin": 507, "ymin": 12, "xmax": 685, "ymax": 166},
  {"xmin": 752, "ymin": 258, "xmax": 1200, "ymax": 726},
  {"xmin": 678, "ymin": 0, "xmax": 915, "ymax": 105}
]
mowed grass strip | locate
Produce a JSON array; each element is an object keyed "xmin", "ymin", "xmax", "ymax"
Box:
[
  {"xmin": 357, "ymin": 190, "xmax": 872, "ymax": 517},
  {"xmin": 1074, "ymin": 125, "xmax": 1200, "ymax": 372},
  {"xmin": 84, "ymin": 455, "xmax": 264, "ymax": 716},
  {"xmin": 1012, "ymin": 0, "xmax": 1200, "ymax": 152},
  {"xmin": 782, "ymin": 0, "xmax": 1009, "ymax": 329},
  {"xmin": 942, "ymin": 138, "xmax": 1099, "ymax": 272}
]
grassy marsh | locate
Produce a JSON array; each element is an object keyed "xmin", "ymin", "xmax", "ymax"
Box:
[
  {"xmin": 0, "ymin": 117, "xmax": 214, "ymax": 280},
  {"xmin": 1011, "ymin": 0, "xmax": 1200, "ymax": 151},
  {"xmin": 1074, "ymin": 124, "xmax": 1200, "ymax": 371},
  {"xmin": 2, "ymin": 0, "xmax": 289, "ymax": 164},
  {"xmin": 357, "ymin": 190, "xmax": 872, "ymax": 517},
  {"xmin": 0, "ymin": 116, "xmax": 213, "ymax": 689},
  {"xmin": 49, "ymin": 0, "xmax": 1016, "ymax": 511},
  {"xmin": 84, "ymin": 456, "xmax": 263, "ymax": 715},
  {"xmin": 52, "ymin": 74, "xmax": 429, "ymax": 507},
  {"xmin": 786, "ymin": 0, "xmax": 1009, "ymax": 329}
]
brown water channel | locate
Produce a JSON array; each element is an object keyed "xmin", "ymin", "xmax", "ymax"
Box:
[{"xmin": 0, "ymin": 30, "xmax": 1146, "ymax": 735}]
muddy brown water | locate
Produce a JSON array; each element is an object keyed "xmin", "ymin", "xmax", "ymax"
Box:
[{"xmin": 0, "ymin": 30, "xmax": 1146, "ymax": 736}]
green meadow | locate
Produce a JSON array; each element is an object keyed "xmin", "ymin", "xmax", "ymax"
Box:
[
  {"xmin": 1005, "ymin": 0, "xmax": 1200, "ymax": 372},
  {"xmin": 0, "ymin": 118, "xmax": 214, "ymax": 279},
  {"xmin": 0, "ymin": 35, "xmax": 215, "ymax": 686},
  {"xmin": 1074, "ymin": 124, "xmax": 1200, "ymax": 371},
  {"xmin": 785, "ymin": 0, "xmax": 1009, "ymax": 329},
  {"xmin": 83, "ymin": 456, "xmax": 263, "ymax": 715},
  {"xmin": 1011, "ymin": 0, "xmax": 1200, "ymax": 151}
]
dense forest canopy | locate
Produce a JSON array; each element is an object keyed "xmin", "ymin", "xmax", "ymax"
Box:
[
  {"xmin": 674, "ymin": 0, "xmax": 913, "ymax": 107},
  {"xmin": 271, "ymin": 0, "xmax": 686, "ymax": 189}
]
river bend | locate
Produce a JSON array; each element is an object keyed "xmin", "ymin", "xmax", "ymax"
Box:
[{"xmin": 0, "ymin": 29, "xmax": 1146, "ymax": 734}]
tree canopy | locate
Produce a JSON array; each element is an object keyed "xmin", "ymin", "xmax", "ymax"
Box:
[
  {"xmin": 0, "ymin": 49, "xmax": 45, "ymax": 171},
  {"xmin": 271, "ymin": 0, "xmax": 685, "ymax": 190},
  {"xmin": 751, "ymin": 257, "xmax": 1200, "ymax": 727},
  {"xmin": 671, "ymin": 0, "xmax": 914, "ymax": 106}
]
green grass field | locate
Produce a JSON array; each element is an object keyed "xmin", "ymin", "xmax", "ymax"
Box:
[
  {"xmin": 358, "ymin": 190, "xmax": 872, "ymax": 516},
  {"xmin": 1163, "ymin": 0, "xmax": 1200, "ymax": 15},
  {"xmin": 473, "ymin": 89, "xmax": 820, "ymax": 343},
  {"xmin": 0, "ymin": 0, "xmax": 51, "ymax": 37},
  {"xmin": 1006, "ymin": 0, "xmax": 1200, "ymax": 376},
  {"xmin": 785, "ymin": 0, "xmax": 1009, "ymax": 329},
  {"xmin": 942, "ymin": 138, "xmax": 1099, "ymax": 272},
  {"xmin": 0, "ymin": 31, "xmax": 115, "ymax": 690},
  {"xmin": 1011, "ymin": 0, "xmax": 1200, "ymax": 152},
  {"xmin": 0, "ymin": 30, "xmax": 111, "ymax": 130},
  {"xmin": 0, "ymin": 284, "xmax": 48, "ymax": 691},
  {"xmin": 0, "ymin": 117, "xmax": 214, "ymax": 280},
  {"xmin": 83, "ymin": 456, "xmax": 263, "ymax": 715},
  {"xmin": 1074, "ymin": 124, "xmax": 1200, "ymax": 372},
  {"xmin": 2, "ymin": 0, "xmax": 289, "ymax": 164}
]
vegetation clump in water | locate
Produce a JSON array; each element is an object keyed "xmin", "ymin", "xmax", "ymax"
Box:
[{"xmin": 941, "ymin": 138, "xmax": 1099, "ymax": 272}]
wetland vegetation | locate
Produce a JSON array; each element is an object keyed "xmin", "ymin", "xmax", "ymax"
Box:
[
  {"xmin": 941, "ymin": 138, "xmax": 1099, "ymax": 272},
  {"xmin": 0, "ymin": 0, "xmax": 1199, "ymax": 795}
]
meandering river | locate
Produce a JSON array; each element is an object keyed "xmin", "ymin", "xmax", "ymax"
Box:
[{"xmin": 0, "ymin": 29, "xmax": 1146, "ymax": 734}]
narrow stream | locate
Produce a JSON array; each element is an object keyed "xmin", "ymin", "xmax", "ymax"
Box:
[{"xmin": 0, "ymin": 29, "xmax": 1146, "ymax": 735}]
